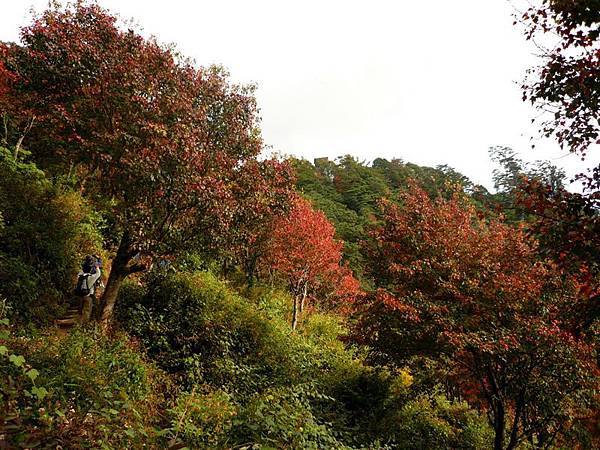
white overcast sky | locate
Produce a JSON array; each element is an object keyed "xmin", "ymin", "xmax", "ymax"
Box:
[{"xmin": 1, "ymin": 0, "xmax": 598, "ymax": 191}]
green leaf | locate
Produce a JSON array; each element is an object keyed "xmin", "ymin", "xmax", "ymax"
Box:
[
  {"xmin": 0, "ymin": 318, "xmax": 9, "ymax": 326},
  {"xmin": 31, "ymin": 386, "xmax": 48, "ymax": 401},
  {"xmin": 9, "ymin": 354, "xmax": 25, "ymax": 367},
  {"xmin": 26, "ymin": 368, "xmax": 40, "ymax": 382},
  {"xmin": 154, "ymin": 428, "xmax": 171, "ymax": 437},
  {"xmin": 0, "ymin": 345, "xmax": 8, "ymax": 356}
]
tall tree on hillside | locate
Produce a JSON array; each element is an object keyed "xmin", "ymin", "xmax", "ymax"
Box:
[
  {"xmin": 333, "ymin": 155, "xmax": 389, "ymax": 215},
  {"xmin": 518, "ymin": 1, "xmax": 600, "ymax": 315},
  {"xmin": 357, "ymin": 183, "xmax": 597, "ymax": 450},
  {"xmin": 212, "ymin": 158, "xmax": 296, "ymax": 287},
  {"xmin": 372, "ymin": 157, "xmax": 482, "ymax": 199},
  {"xmin": 485, "ymin": 146, "xmax": 567, "ymax": 222},
  {"xmin": 0, "ymin": 3, "xmax": 267, "ymax": 327},
  {"xmin": 263, "ymin": 196, "xmax": 360, "ymax": 329}
]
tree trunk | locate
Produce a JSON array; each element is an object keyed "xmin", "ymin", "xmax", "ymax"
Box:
[
  {"xmin": 299, "ymin": 283, "xmax": 308, "ymax": 314},
  {"xmin": 81, "ymin": 296, "xmax": 93, "ymax": 323},
  {"xmin": 98, "ymin": 232, "xmax": 134, "ymax": 330},
  {"xmin": 98, "ymin": 268, "xmax": 126, "ymax": 329},
  {"xmin": 13, "ymin": 116, "xmax": 35, "ymax": 160},
  {"xmin": 506, "ymin": 390, "xmax": 525, "ymax": 450},
  {"xmin": 493, "ymin": 403, "xmax": 506, "ymax": 450},
  {"xmin": 13, "ymin": 136, "xmax": 23, "ymax": 159},
  {"xmin": 245, "ymin": 253, "xmax": 257, "ymax": 288},
  {"xmin": 291, "ymin": 295, "xmax": 299, "ymax": 330},
  {"xmin": 291, "ymin": 282, "xmax": 308, "ymax": 330}
]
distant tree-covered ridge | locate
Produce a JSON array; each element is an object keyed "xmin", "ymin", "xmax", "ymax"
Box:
[{"xmin": 290, "ymin": 155, "xmax": 491, "ymax": 282}]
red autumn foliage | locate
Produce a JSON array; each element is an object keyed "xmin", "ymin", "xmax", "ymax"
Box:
[
  {"xmin": 515, "ymin": 177, "xmax": 600, "ymax": 335},
  {"xmin": 521, "ymin": 0, "xmax": 600, "ymax": 156},
  {"xmin": 0, "ymin": 3, "xmax": 268, "ymax": 326},
  {"xmin": 263, "ymin": 196, "xmax": 360, "ymax": 329},
  {"xmin": 214, "ymin": 158, "xmax": 297, "ymax": 286},
  {"xmin": 357, "ymin": 182, "xmax": 598, "ymax": 450},
  {"xmin": 518, "ymin": 4, "xmax": 600, "ymax": 382}
]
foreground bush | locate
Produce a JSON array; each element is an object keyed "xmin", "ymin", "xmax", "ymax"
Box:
[
  {"xmin": 2, "ymin": 325, "xmax": 166, "ymax": 448},
  {"xmin": 116, "ymin": 271, "xmax": 355, "ymax": 394}
]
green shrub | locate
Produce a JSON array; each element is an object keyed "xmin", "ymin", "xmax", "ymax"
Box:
[
  {"xmin": 0, "ymin": 148, "xmax": 103, "ymax": 325},
  {"xmin": 327, "ymin": 365, "xmax": 493, "ymax": 449},
  {"xmin": 4, "ymin": 325, "xmax": 167, "ymax": 448},
  {"xmin": 166, "ymin": 387, "xmax": 238, "ymax": 449},
  {"xmin": 117, "ymin": 271, "xmax": 314, "ymax": 394},
  {"xmin": 382, "ymin": 394, "xmax": 493, "ymax": 450},
  {"xmin": 232, "ymin": 384, "xmax": 352, "ymax": 450},
  {"xmin": 244, "ymin": 284, "xmax": 294, "ymax": 321},
  {"xmin": 0, "ymin": 313, "xmax": 51, "ymax": 448}
]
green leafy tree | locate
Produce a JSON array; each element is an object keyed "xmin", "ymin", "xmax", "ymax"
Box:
[{"xmin": 333, "ymin": 155, "xmax": 389, "ymax": 216}]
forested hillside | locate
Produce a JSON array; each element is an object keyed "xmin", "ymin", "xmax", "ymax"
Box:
[{"xmin": 0, "ymin": 2, "xmax": 598, "ymax": 449}]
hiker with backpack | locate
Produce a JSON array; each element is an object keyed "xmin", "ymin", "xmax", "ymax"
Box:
[{"xmin": 74, "ymin": 254, "xmax": 104, "ymax": 322}]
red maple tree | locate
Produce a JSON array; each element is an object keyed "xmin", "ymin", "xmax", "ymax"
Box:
[
  {"xmin": 0, "ymin": 3, "xmax": 267, "ymax": 326},
  {"xmin": 208, "ymin": 158, "xmax": 296, "ymax": 286},
  {"xmin": 357, "ymin": 183, "xmax": 597, "ymax": 450},
  {"xmin": 517, "ymin": 0, "xmax": 599, "ymax": 337},
  {"xmin": 521, "ymin": 0, "xmax": 600, "ymax": 156},
  {"xmin": 263, "ymin": 196, "xmax": 360, "ymax": 329}
]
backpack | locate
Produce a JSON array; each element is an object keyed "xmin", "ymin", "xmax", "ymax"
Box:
[
  {"xmin": 74, "ymin": 255, "xmax": 100, "ymax": 296},
  {"xmin": 74, "ymin": 273, "xmax": 91, "ymax": 296}
]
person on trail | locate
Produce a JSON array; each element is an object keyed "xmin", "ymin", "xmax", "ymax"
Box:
[{"xmin": 74, "ymin": 255, "xmax": 103, "ymax": 322}]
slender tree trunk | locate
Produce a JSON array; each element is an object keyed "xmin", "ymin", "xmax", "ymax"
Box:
[
  {"xmin": 2, "ymin": 114, "xmax": 8, "ymax": 146},
  {"xmin": 291, "ymin": 295, "xmax": 299, "ymax": 330},
  {"xmin": 299, "ymin": 282, "xmax": 308, "ymax": 314},
  {"xmin": 291, "ymin": 283, "xmax": 308, "ymax": 330},
  {"xmin": 13, "ymin": 136, "xmax": 23, "ymax": 159},
  {"xmin": 13, "ymin": 116, "xmax": 35, "ymax": 160},
  {"xmin": 245, "ymin": 253, "xmax": 256, "ymax": 288},
  {"xmin": 494, "ymin": 403, "xmax": 506, "ymax": 450}
]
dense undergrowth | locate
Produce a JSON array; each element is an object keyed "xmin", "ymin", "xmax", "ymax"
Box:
[{"xmin": 1, "ymin": 269, "xmax": 493, "ymax": 449}]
